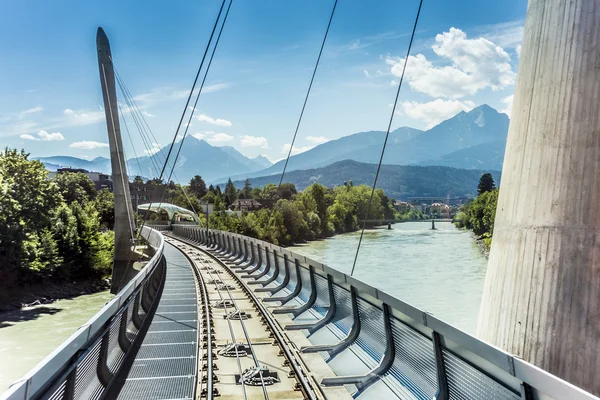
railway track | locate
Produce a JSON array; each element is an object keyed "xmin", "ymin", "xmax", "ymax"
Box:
[{"xmin": 164, "ymin": 234, "xmax": 322, "ymax": 400}]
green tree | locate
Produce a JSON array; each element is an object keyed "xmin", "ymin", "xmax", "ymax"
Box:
[
  {"xmin": 0, "ymin": 149, "xmax": 61, "ymax": 285},
  {"xmin": 54, "ymin": 172, "xmax": 97, "ymax": 204},
  {"xmin": 133, "ymin": 175, "xmax": 144, "ymax": 184},
  {"xmin": 94, "ymin": 189, "xmax": 115, "ymax": 229},
  {"xmin": 188, "ymin": 175, "xmax": 208, "ymax": 198},
  {"xmin": 477, "ymin": 173, "xmax": 496, "ymax": 195},
  {"xmin": 277, "ymin": 182, "xmax": 297, "ymax": 200},
  {"xmin": 239, "ymin": 179, "xmax": 252, "ymax": 199},
  {"xmin": 224, "ymin": 179, "xmax": 237, "ymax": 206}
]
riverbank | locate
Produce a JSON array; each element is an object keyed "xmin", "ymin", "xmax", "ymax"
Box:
[{"xmin": 0, "ymin": 278, "xmax": 110, "ymax": 315}]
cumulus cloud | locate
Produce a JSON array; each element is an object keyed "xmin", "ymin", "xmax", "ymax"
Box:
[
  {"xmin": 282, "ymin": 143, "xmax": 313, "ymax": 155},
  {"xmin": 20, "ymin": 130, "xmax": 65, "ymax": 141},
  {"xmin": 501, "ymin": 95, "xmax": 513, "ymax": 117},
  {"xmin": 399, "ymin": 99, "xmax": 476, "ymax": 128},
  {"xmin": 63, "ymin": 108, "xmax": 105, "ymax": 126},
  {"xmin": 192, "ymin": 131, "xmax": 233, "ymax": 145},
  {"xmin": 196, "ymin": 113, "xmax": 232, "ymax": 127},
  {"xmin": 387, "ymin": 27, "xmax": 516, "ymax": 99},
  {"xmin": 306, "ymin": 136, "xmax": 329, "ymax": 145},
  {"xmin": 240, "ymin": 135, "xmax": 269, "ymax": 149},
  {"xmin": 69, "ymin": 141, "xmax": 109, "ymax": 149}
]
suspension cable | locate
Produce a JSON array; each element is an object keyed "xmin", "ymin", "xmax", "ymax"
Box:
[
  {"xmin": 155, "ymin": 0, "xmax": 233, "ymax": 221},
  {"xmin": 115, "ymin": 72, "xmax": 199, "ymax": 216},
  {"xmin": 350, "ymin": 0, "xmax": 424, "ymax": 277},
  {"xmin": 277, "ymin": 0, "xmax": 338, "ymax": 189}
]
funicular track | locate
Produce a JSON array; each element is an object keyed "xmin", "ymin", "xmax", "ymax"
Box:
[{"xmin": 164, "ymin": 235, "xmax": 323, "ymax": 400}]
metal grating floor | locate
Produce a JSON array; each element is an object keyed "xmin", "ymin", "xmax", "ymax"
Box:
[{"xmin": 118, "ymin": 243, "xmax": 198, "ymax": 400}]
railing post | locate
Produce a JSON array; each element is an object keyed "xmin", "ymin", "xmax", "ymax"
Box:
[
  {"xmin": 433, "ymin": 331, "xmax": 449, "ymax": 400},
  {"xmin": 63, "ymin": 363, "xmax": 78, "ymax": 400},
  {"xmin": 118, "ymin": 309, "xmax": 131, "ymax": 352},
  {"xmin": 132, "ymin": 292, "xmax": 143, "ymax": 329},
  {"xmin": 97, "ymin": 332, "xmax": 114, "ymax": 387}
]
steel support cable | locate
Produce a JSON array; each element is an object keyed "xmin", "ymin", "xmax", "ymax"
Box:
[
  {"xmin": 156, "ymin": 0, "xmax": 227, "ymax": 183},
  {"xmin": 160, "ymin": 0, "xmax": 233, "ymax": 204},
  {"xmin": 349, "ymin": 0, "xmax": 424, "ymax": 277},
  {"xmin": 277, "ymin": 0, "xmax": 338, "ymax": 188},
  {"xmin": 114, "ymin": 73, "xmax": 199, "ymax": 217},
  {"xmin": 137, "ymin": 0, "xmax": 227, "ymax": 232}
]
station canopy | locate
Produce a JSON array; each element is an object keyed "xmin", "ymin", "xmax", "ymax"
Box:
[{"xmin": 137, "ymin": 202, "xmax": 199, "ymax": 223}]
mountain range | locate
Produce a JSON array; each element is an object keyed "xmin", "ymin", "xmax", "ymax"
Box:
[
  {"xmin": 36, "ymin": 104, "xmax": 508, "ymax": 189},
  {"xmin": 228, "ymin": 160, "xmax": 501, "ymax": 200}
]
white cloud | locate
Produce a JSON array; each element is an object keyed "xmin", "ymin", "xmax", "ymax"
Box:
[
  {"xmin": 387, "ymin": 27, "xmax": 516, "ymax": 99},
  {"xmin": 133, "ymin": 83, "xmax": 229, "ymax": 107},
  {"xmin": 282, "ymin": 143, "xmax": 313, "ymax": 156},
  {"xmin": 69, "ymin": 141, "xmax": 109, "ymax": 149},
  {"xmin": 475, "ymin": 19, "xmax": 524, "ymax": 49},
  {"xmin": 306, "ymin": 136, "xmax": 329, "ymax": 145},
  {"xmin": 240, "ymin": 135, "xmax": 269, "ymax": 148},
  {"xmin": 19, "ymin": 130, "xmax": 65, "ymax": 141},
  {"xmin": 399, "ymin": 99, "xmax": 476, "ymax": 128},
  {"xmin": 196, "ymin": 113, "xmax": 232, "ymax": 127},
  {"xmin": 363, "ymin": 70, "xmax": 370, "ymax": 77},
  {"xmin": 191, "ymin": 131, "xmax": 233, "ymax": 145},
  {"xmin": 501, "ymin": 95, "xmax": 513, "ymax": 117},
  {"xmin": 19, "ymin": 106, "xmax": 43, "ymax": 118},
  {"xmin": 141, "ymin": 110, "xmax": 155, "ymax": 118},
  {"xmin": 144, "ymin": 143, "xmax": 162, "ymax": 155},
  {"xmin": 515, "ymin": 45, "xmax": 521, "ymax": 57},
  {"xmin": 349, "ymin": 39, "xmax": 362, "ymax": 50},
  {"xmin": 63, "ymin": 108, "xmax": 105, "ymax": 126}
]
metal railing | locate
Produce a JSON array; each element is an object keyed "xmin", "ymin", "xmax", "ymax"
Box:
[
  {"xmin": 1, "ymin": 226, "xmax": 166, "ymax": 400},
  {"xmin": 171, "ymin": 225, "xmax": 600, "ymax": 400}
]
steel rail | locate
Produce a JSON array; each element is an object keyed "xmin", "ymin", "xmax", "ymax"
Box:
[{"xmin": 166, "ymin": 233, "xmax": 320, "ymax": 400}]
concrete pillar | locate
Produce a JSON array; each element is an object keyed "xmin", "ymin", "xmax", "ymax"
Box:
[
  {"xmin": 97, "ymin": 27, "xmax": 136, "ymax": 294},
  {"xmin": 477, "ymin": 0, "xmax": 600, "ymax": 394}
]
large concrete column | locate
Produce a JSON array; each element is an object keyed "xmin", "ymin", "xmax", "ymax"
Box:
[
  {"xmin": 477, "ymin": 0, "xmax": 600, "ymax": 394},
  {"xmin": 97, "ymin": 27, "xmax": 136, "ymax": 294}
]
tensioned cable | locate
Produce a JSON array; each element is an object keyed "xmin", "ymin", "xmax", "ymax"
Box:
[
  {"xmin": 349, "ymin": 0, "xmax": 423, "ymax": 277},
  {"xmin": 155, "ymin": 0, "xmax": 227, "ymax": 183},
  {"xmin": 137, "ymin": 0, "xmax": 228, "ymax": 232},
  {"xmin": 115, "ymin": 73, "xmax": 200, "ymax": 216},
  {"xmin": 156, "ymin": 0, "xmax": 233, "ymax": 220},
  {"xmin": 276, "ymin": 0, "xmax": 338, "ymax": 189}
]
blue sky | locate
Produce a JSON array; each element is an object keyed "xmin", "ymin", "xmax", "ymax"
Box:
[{"xmin": 0, "ymin": 0, "xmax": 526, "ymax": 163}]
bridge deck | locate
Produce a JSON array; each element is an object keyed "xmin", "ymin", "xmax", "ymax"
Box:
[{"xmin": 118, "ymin": 244, "xmax": 198, "ymax": 400}]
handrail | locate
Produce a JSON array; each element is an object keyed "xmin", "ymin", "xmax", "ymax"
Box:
[
  {"xmin": 1, "ymin": 226, "xmax": 166, "ymax": 400},
  {"xmin": 172, "ymin": 225, "xmax": 600, "ymax": 400}
]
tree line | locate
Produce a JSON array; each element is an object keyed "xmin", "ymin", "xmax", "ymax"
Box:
[
  {"xmin": 1, "ymin": 149, "xmax": 115, "ymax": 289},
  {"xmin": 453, "ymin": 173, "xmax": 499, "ymax": 248},
  {"xmin": 153, "ymin": 175, "xmax": 398, "ymax": 246}
]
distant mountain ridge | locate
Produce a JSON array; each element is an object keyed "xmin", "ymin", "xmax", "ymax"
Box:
[
  {"xmin": 37, "ymin": 104, "xmax": 508, "ymax": 184},
  {"xmin": 224, "ymin": 159, "xmax": 501, "ymax": 200}
]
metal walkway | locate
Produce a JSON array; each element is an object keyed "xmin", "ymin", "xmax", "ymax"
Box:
[{"xmin": 117, "ymin": 243, "xmax": 198, "ymax": 400}]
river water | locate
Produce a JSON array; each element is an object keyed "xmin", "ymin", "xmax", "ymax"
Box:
[
  {"xmin": 0, "ymin": 222, "xmax": 486, "ymax": 393},
  {"xmin": 0, "ymin": 291, "xmax": 113, "ymax": 392},
  {"xmin": 290, "ymin": 221, "xmax": 488, "ymax": 334}
]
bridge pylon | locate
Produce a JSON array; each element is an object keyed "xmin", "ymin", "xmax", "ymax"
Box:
[
  {"xmin": 97, "ymin": 27, "xmax": 137, "ymax": 294},
  {"xmin": 477, "ymin": 0, "xmax": 600, "ymax": 395}
]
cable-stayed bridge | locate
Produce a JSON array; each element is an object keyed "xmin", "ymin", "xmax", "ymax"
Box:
[{"xmin": 3, "ymin": 0, "xmax": 600, "ymax": 399}]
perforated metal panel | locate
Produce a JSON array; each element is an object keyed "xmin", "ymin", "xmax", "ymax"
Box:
[
  {"xmin": 443, "ymin": 349, "xmax": 520, "ymax": 400},
  {"xmin": 74, "ymin": 340, "xmax": 103, "ymax": 400},
  {"xmin": 117, "ymin": 243, "xmax": 198, "ymax": 400},
  {"xmin": 355, "ymin": 298, "xmax": 386, "ymax": 368},
  {"xmin": 384, "ymin": 318, "xmax": 437, "ymax": 400},
  {"xmin": 297, "ymin": 267, "xmax": 312, "ymax": 302}
]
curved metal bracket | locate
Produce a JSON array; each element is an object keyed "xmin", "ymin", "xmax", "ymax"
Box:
[
  {"xmin": 265, "ymin": 259, "xmax": 302, "ymax": 304},
  {"xmin": 254, "ymin": 250, "xmax": 282, "ymax": 291},
  {"xmin": 321, "ymin": 303, "xmax": 396, "ymax": 394},
  {"xmin": 273, "ymin": 265, "xmax": 317, "ymax": 316},
  {"xmin": 248, "ymin": 247, "xmax": 272, "ymax": 283},
  {"xmin": 241, "ymin": 244, "xmax": 264, "ymax": 275},
  {"xmin": 260, "ymin": 254, "xmax": 291, "ymax": 296},
  {"xmin": 287, "ymin": 274, "xmax": 336, "ymax": 334}
]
